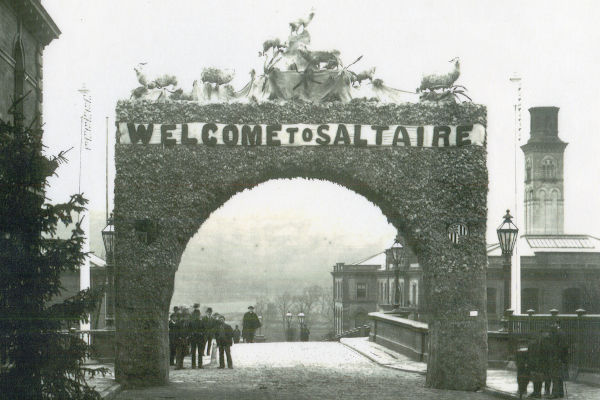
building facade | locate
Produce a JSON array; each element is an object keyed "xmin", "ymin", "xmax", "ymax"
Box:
[
  {"xmin": 0, "ymin": 0, "xmax": 59, "ymax": 125},
  {"xmin": 333, "ymin": 106, "xmax": 600, "ymax": 334},
  {"xmin": 331, "ymin": 244, "xmax": 424, "ymax": 335}
]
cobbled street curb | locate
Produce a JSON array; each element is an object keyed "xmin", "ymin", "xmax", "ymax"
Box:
[
  {"xmin": 341, "ymin": 339, "xmax": 525, "ymax": 400},
  {"xmin": 339, "ymin": 340, "xmax": 427, "ymax": 376}
]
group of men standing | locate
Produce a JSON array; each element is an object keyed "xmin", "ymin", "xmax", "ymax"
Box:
[
  {"xmin": 169, "ymin": 304, "xmax": 262, "ymax": 369},
  {"xmin": 516, "ymin": 322, "xmax": 569, "ymax": 399}
]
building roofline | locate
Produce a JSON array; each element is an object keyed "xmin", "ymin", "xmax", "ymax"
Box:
[{"xmin": 10, "ymin": 0, "xmax": 61, "ymax": 46}]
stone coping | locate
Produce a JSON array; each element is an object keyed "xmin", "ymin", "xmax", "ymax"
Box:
[{"xmin": 368, "ymin": 312, "xmax": 428, "ymax": 331}]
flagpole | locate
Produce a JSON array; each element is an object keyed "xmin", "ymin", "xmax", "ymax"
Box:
[
  {"xmin": 106, "ymin": 116, "xmax": 109, "ymax": 222},
  {"xmin": 510, "ymin": 73, "xmax": 522, "ymax": 313}
]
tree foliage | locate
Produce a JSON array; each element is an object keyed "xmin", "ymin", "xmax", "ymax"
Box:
[{"xmin": 0, "ymin": 118, "xmax": 105, "ymax": 399}]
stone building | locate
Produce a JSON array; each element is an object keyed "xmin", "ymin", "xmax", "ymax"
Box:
[
  {"xmin": 332, "ymin": 245, "xmax": 424, "ymax": 335},
  {"xmin": 332, "ymin": 106, "xmax": 600, "ymax": 334},
  {"xmin": 0, "ymin": 0, "xmax": 59, "ymax": 125}
]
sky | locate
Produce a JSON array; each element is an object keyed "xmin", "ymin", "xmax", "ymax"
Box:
[{"xmin": 40, "ymin": 0, "xmax": 600, "ymax": 300}]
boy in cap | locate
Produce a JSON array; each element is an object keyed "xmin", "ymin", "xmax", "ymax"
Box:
[{"xmin": 216, "ymin": 315, "xmax": 234, "ymax": 369}]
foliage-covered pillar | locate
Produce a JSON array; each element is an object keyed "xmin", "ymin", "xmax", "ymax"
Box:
[
  {"xmin": 113, "ymin": 213, "xmax": 177, "ymax": 387},
  {"xmin": 416, "ymin": 149, "xmax": 489, "ymax": 391}
]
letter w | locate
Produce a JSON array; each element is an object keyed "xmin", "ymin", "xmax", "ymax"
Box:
[{"xmin": 127, "ymin": 123, "xmax": 154, "ymax": 144}]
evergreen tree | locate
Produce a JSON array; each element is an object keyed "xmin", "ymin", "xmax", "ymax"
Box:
[{"xmin": 0, "ymin": 117, "xmax": 106, "ymax": 399}]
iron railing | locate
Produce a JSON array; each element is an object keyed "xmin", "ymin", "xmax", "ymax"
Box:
[{"xmin": 505, "ymin": 310, "xmax": 600, "ymax": 375}]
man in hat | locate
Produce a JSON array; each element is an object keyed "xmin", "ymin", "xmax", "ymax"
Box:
[
  {"xmin": 189, "ymin": 307, "xmax": 205, "ymax": 369},
  {"xmin": 174, "ymin": 306, "xmax": 190, "ymax": 370},
  {"xmin": 216, "ymin": 315, "xmax": 234, "ymax": 369},
  {"xmin": 242, "ymin": 306, "xmax": 261, "ymax": 343},
  {"xmin": 168, "ymin": 306, "xmax": 180, "ymax": 366},
  {"xmin": 547, "ymin": 322, "xmax": 569, "ymax": 398},
  {"xmin": 202, "ymin": 307, "xmax": 216, "ymax": 356}
]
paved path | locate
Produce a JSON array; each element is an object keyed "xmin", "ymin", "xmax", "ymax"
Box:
[
  {"xmin": 341, "ymin": 337, "xmax": 600, "ymax": 400},
  {"xmin": 115, "ymin": 342, "xmax": 499, "ymax": 400}
]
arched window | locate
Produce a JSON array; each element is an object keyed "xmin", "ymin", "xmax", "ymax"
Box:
[
  {"xmin": 13, "ymin": 33, "xmax": 26, "ymax": 120},
  {"xmin": 542, "ymin": 157, "xmax": 556, "ymax": 179},
  {"xmin": 525, "ymin": 159, "xmax": 532, "ymax": 182},
  {"xmin": 563, "ymin": 288, "xmax": 582, "ymax": 313}
]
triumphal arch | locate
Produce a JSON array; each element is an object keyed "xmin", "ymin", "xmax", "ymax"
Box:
[{"xmin": 112, "ymin": 17, "xmax": 489, "ymax": 391}]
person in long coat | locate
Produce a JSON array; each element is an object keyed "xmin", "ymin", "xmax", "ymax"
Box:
[
  {"xmin": 202, "ymin": 307, "xmax": 216, "ymax": 356},
  {"xmin": 189, "ymin": 309, "xmax": 205, "ymax": 369},
  {"xmin": 168, "ymin": 306, "xmax": 179, "ymax": 366},
  {"xmin": 216, "ymin": 315, "xmax": 234, "ymax": 369},
  {"xmin": 174, "ymin": 308, "xmax": 190, "ymax": 370},
  {"xmin": 242, "ymin": 306, "xmax": 261, "ymax": 343},
  {"xmin": 548, "ymin": 323, "xmax": 569, "ymax": 398},
  {"xmin": 528, "ymin": 330, "xmax": 551, "ymax": 398}
]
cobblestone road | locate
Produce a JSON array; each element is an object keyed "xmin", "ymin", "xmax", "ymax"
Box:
[{"xmin": 116, "ymin": 342, "xmax": 499, "ymax": 400}]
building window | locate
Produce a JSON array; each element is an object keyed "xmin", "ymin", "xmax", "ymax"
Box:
[
  {"xmin": 356, "ymin": 283, "xmax": 367, "ymax": 299},
  {"xmin": 525, "ymin": 159, "xmax": 532, "ymax": 182},
  {"xmin": 522, "ymin": 288, "xmax": 540, "ymax": 313},
  {"xmin": 411, "ymin": 282, "xmax": 418, "ymax": 306},
  {"xmin": 13, "ymin": 33, "xmax": 26, "ymax": 120},
  {"xmin": 487, "ymin": 287, "xmax": 497, "ymax": 316},
  {"xmin": 563, "ymin": 288, "xmax": 582, "ymax": 313},
  {"xmin": 542, "ymin": 157, "xmax": 556, "ymax": 179}
]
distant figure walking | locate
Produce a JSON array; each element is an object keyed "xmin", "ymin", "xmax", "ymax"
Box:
[
  {"xmin": 233, "ymin": 325, "xmax": 241, "ymax": 344},
  {"xmin": 242, "ymin": 306, "xmax": 261, "ymax": 343},
  {"xmin": 216, "ymin": 315, "xmax": 234, "ymax": 369},
  {"xmin": 300, "ymin": 324, "xmax": 310, "ymax": 342}
]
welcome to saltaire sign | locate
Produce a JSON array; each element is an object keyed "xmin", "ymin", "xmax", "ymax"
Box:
[{"xmin": 117, "ymin": 122, "xmax": 485, "ymax": 147}]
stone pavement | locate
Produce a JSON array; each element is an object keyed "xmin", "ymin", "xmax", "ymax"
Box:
[
  {"xmin": 341, "ymin": 337, "xmax": 600, "ymax": 400},
  {"xmin": 114, "ymin": 341, "xmax": 499, "ymax": 400}
]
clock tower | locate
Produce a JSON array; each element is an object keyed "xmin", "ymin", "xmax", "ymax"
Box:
[{"xmin": 521, "ymin": 107, "xmax": 568, "ymax": 234}]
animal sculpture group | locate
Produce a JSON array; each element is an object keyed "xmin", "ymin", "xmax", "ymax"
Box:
[{"xmin": 129, "ymin": 12, "xmax": 470, "ymax": 104}]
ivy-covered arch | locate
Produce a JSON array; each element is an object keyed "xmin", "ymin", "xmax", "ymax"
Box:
[{"xmin": 113, "ymin": 100, "xmax": 489, "ymax": 390}]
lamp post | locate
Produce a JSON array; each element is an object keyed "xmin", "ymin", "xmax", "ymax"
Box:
[
  {"xmin": 390, "ymin": 237, "xmax": 405, "ymax": 312},
  {"xmin": 297, "ymin": 312, "xmax": 305, "ymax": 326},
  {"xmin": 101, "ymin": 213, "xmax": 115, "ymax": 328},
  {"xmin": 497, "ymin": 209, "xmax": 519, "ymax": 312},
  {"xmin": 298, "ymin": 312, "xmax": 309, "ymax": 342},
  {"xmin": 285, "ymin": 311, "xmax": 293, "ymax": 341}
]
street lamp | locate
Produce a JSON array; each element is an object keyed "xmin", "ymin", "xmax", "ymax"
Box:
[
  {"xmin": 285, "ymin": 311, "xmax": 293, "ymax": 341},
  {"xmin": 298, "ymin": 312, "xmax": 308, "ymax": 342},
  {"xmin": 390, "ymin": 237, "xmax": 405, "ymax": 311},
  {"xmin": 497, "ymin": 209, "xmax": 519, "ymax": 312},
  {"xmin": 101, "ymin": 213, "xmax": 115, "ymax": 327}
]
